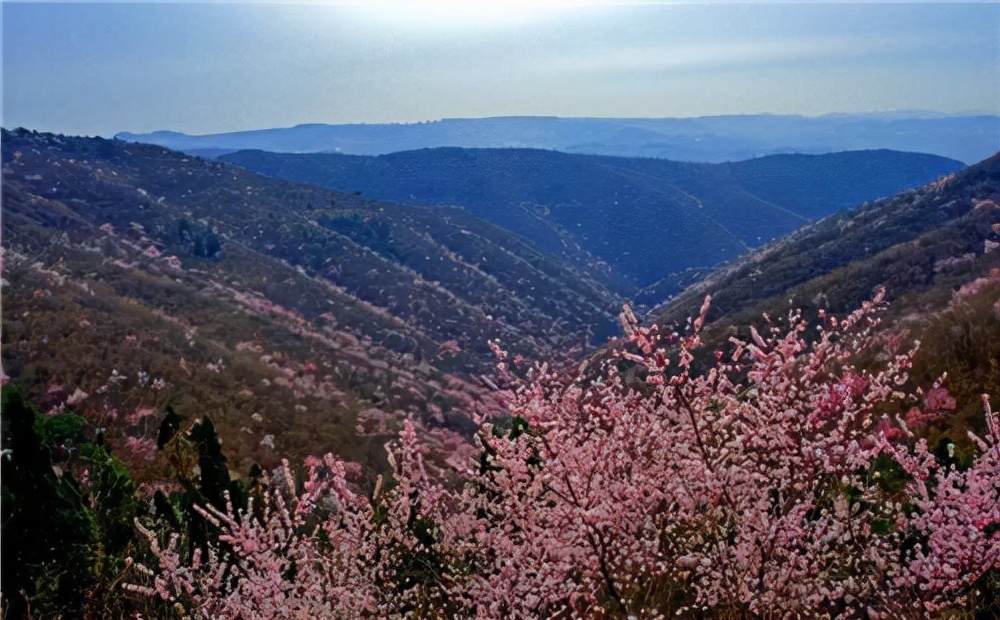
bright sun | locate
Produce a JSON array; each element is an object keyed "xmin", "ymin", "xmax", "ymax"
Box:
[{"xmin": 360, "ymin": 0, "xmax": 576, "ymax": 28}]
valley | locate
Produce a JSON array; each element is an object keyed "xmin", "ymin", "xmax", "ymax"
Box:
[{"xmin": 220, "ymin": 147, "xmax": 962, "ymax": 294}]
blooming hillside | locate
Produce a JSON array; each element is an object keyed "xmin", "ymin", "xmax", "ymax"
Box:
[{"xmin": 1, "ymin": 128, "xmax": 621, "ymax": 475}]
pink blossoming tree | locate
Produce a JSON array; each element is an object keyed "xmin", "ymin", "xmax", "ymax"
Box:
[{"xmin": 127, "ymin": 294, "xmax": 999, "ymax": 618}]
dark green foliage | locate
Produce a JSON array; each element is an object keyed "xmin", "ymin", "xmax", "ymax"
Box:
[
  {"xmin": 152, "ymin": 489, "xmax": 184, "ymax": 531},
  {"xmin": 174, "ymin": 216, "xmax": 222, "ymax": 259},
  {"xmin": 33, "ymin": 410, "xmax": 87, "ymax": 449},
  {"xmin": 1, "ymin": 386, "xmax": 94, "ymax": 619},
  {"xmin": 177, "ymin": 217, "xmax": 192, "ymax": 242},
  {"xmin": 491, "ymin": 415, "xmax": 530, "ymax": 440},
  {"xmin": 82, "ymin": 442, "xmax": 140, "ymax": 560},
  {"xmin": 869, "ymin": 453, "xmax": 912, "ymax": 496},
  {"xmin": 0, "ymin": 390, "xmax": 268, "ymax": 619},
  {"xmin": 319, "ymin": 212, "xmax": 395, "ymax": 258},
  {"xmin": 971, "ymin": 569, "xmax": 1000, "ymax": 620},
  {"xmin": 201, "ymin": 231, "xmax": 222, "ymax": 258},
  {"xmin": 157, "ymin": 406, "xmax": 184, "ymax": 449},
  {"xmin": 191, "ymin": 230, "xmax": 222, "ymax": 259},
  {"xmin": 392, "ymin": 515, "xmax": 447, "ymax": 602},
  {"xmin": 76, "ymin": 441, "xmax": 148, "ymax": 619},
  {"xmin": 932, "ymin": 436, "xmax": 967, "ymax": 471},
  {"xmin": 189, "ymin": 416, "xmax": 234, "ymax": 511},
  {"xmin": 477, "ymin": 416, "xmax": 532, "ymax": 476},
  {"xmin": 154, "ymin": 415, "xmax": 249, "ymax": 561}
]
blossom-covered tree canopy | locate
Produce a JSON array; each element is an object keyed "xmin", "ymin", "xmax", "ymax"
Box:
[{"xmin": 129, "ymin": 295, "xmax": 999, "ymax": 619}]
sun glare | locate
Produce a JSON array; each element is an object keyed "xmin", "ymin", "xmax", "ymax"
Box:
[{"xmin": 360, "ymin": 0, "xmax": 574, "ymax": 28}]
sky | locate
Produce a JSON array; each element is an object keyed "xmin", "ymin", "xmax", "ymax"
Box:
[{"xmin": 2, "ymin": 1, "xmax": 999, "ymax": 137}]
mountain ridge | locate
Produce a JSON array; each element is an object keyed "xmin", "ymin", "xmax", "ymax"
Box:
[
  {"xmin": 116, "ymin": 114, "xmax": 1000, "ymax": 164},
  {"xmin": 571, "ymin": 150, "xmax": 1000, "ymax": 449}
]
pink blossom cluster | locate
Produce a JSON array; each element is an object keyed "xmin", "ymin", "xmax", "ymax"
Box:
[
  {"xmin": 163, "ymin": 255, "xmax": 183, "ymax": 272},
  {"xmin": 125, "ymin": 406, "xmax": 158, "ymax": 426},
  {"xmin": 125, "ymin": 436, "xmax": 158, "ymax": 462},
  {"xmin": 436, "ymin": 339, "xmax": 462, "ymax": 358},
  {"xmin": 127, "ymin": 423, "xmax": 458, "ymax": 617},
  {"xmin": 126, "ymin": 294, "xmax": 999, "ymax": 618},
  {"xmin": 879, "ymin": 395, "xmax": 1000, "ymax": 612},
  {"xmin": 955, "ymin": 269, "xmax": 1000, "ymax": 300}
]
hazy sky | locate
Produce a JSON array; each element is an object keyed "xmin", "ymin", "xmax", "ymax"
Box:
[{"xmin": 3, "ymin": 2, "xmax": 999, "ymax": 137}]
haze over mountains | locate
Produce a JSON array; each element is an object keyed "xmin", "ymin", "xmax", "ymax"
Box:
[
  {"xmin": 116, "ymin": 114, "xmax": 1000, "ymax": 165},
  {"xmin": 221, "ymin": 147, "xmax": 963, "ymax": 295}
]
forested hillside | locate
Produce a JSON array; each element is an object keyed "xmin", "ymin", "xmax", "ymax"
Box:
[
  {"xmin": 1, "ymin": 128, "xmax": 621, "ymax": 476},
  {"xmin": 222, "ymin": 147, "xmax": 963, "ymax": 293},
  {"xmin": 643, "ymin": 152, "xmax": 1000, "ymax": 446}
]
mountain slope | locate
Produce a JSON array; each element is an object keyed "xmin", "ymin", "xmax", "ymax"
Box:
[
  {"xmin": 0, "ymin": 128, "xmax": 622, "ymax": 474},
  {"xmin": 116, "ymin": 114, "xmax": 1000, "ymax": 164},
  {"xmin": 642, "ymin": 152, "xmax": 1000, "ymax": 441},
  {"xmin": 653, "ymin": 153, "xmax": 1000, "ymax": 323},
  {"xmin": 220, "ymin": 147, "xmax": 963, "ymax": 293}
]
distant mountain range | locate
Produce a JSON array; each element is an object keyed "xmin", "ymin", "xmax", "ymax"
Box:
[
  {"xmin": 116, "ymin": 114, "xmax": 1000, "ymax": 164},
  {"xmin": 221, "ymin": 147, "xmax": 964, "ymax": 295}
]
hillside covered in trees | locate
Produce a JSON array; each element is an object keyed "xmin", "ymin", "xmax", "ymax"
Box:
[
  {"xmin": 222, "ymin": 147, "xmax": 962, "ymax": 293},
  {"xmin": 1, "ymin": 128, "xmax": 625, "ymax": 478}
]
